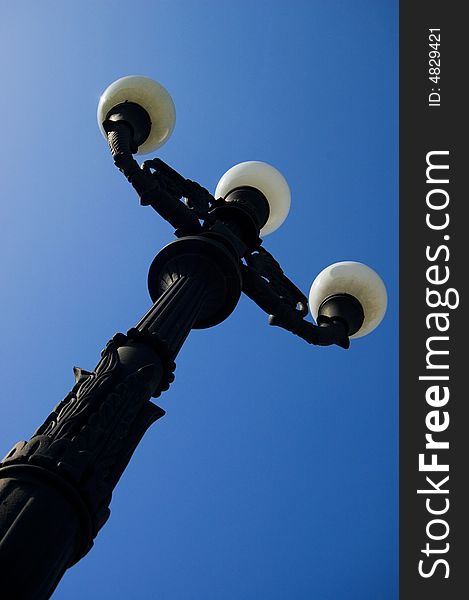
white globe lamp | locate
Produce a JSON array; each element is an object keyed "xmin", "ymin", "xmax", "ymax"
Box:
[
  {"xmin": 97, "ymin": 75, "xmax": 176, "ymax": 155},
  {"xmin": 215, "ymin": 161, "xmax": 291, "ymax": 236},
  {"xmin": 309, "ymin": 261, "xmax": 387, "ymax": 338}
]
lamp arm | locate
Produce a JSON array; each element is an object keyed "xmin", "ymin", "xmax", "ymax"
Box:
[
  {"xmin": 106, "ymin": 124, "xmax": 202, "ymax": 234},
  {"xmin": 241, "ymin": 263, "xmax": 349, "ymax": 349},
  {"xmin": 244, "ymin": 247, "xmax": 308, "ymax": 313}
]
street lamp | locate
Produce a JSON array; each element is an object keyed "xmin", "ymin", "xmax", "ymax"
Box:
[{"xmin": 0, "ymin": 75, "xmax": 387, "ymax": 598}]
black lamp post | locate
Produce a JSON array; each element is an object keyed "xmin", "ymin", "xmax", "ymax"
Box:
[{"xmin": 0, "ymin": 76, "xmax": 387, "ymax": 598}]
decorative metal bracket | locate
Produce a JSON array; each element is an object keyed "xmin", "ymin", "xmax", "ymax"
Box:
[
  {"xmin": 241, "ymin": 248, "xmax": 349, "ymax": 348},
  {"xmin": 141, "ymin": 158, "xmax": 214, "ymax": 221}
]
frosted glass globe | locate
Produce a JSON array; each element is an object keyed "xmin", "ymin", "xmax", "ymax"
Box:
[
  {"xmin": 215, "ymin": 161, "xmax": 291, "ymax": 236},
  {"xmin": 97, "ymin": 76, "xmax": 176, "ymax": 155},
  {"xmin": 309, "ymin": 261, "xmax": 387, "ymax": 338}
]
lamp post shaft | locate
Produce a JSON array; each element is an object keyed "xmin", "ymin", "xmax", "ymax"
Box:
[{"xmin": 0, "ymin": 234, "xmax": 242, "ymax": 599}]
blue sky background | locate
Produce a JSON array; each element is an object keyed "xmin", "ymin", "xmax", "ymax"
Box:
[{"xmin": 0, "ymin": 2, "xmax": 397, "ymax": 598}]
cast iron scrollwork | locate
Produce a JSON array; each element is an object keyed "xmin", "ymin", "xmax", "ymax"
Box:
[
  {"xmin": 241, "ymin": 247, "xmax": 349, "ymax": 348},
  {"xmin": 141, "ymin": 158, "xmax": 214, "ymax": 221}
]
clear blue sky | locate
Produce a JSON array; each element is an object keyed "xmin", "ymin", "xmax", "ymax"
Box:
[{"xmin": 0, "ymin": 2, "xmax": 397, "ymax": 598}]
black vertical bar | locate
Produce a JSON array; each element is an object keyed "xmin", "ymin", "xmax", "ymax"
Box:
[{"xmin": 400, "ymin": 3, "xmax": 466, "ymax": 598}]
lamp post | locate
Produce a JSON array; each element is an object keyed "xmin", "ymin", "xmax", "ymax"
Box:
[{"xmin": 0, "ymin": 76, "xmax": 387, "ymax": 599}]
